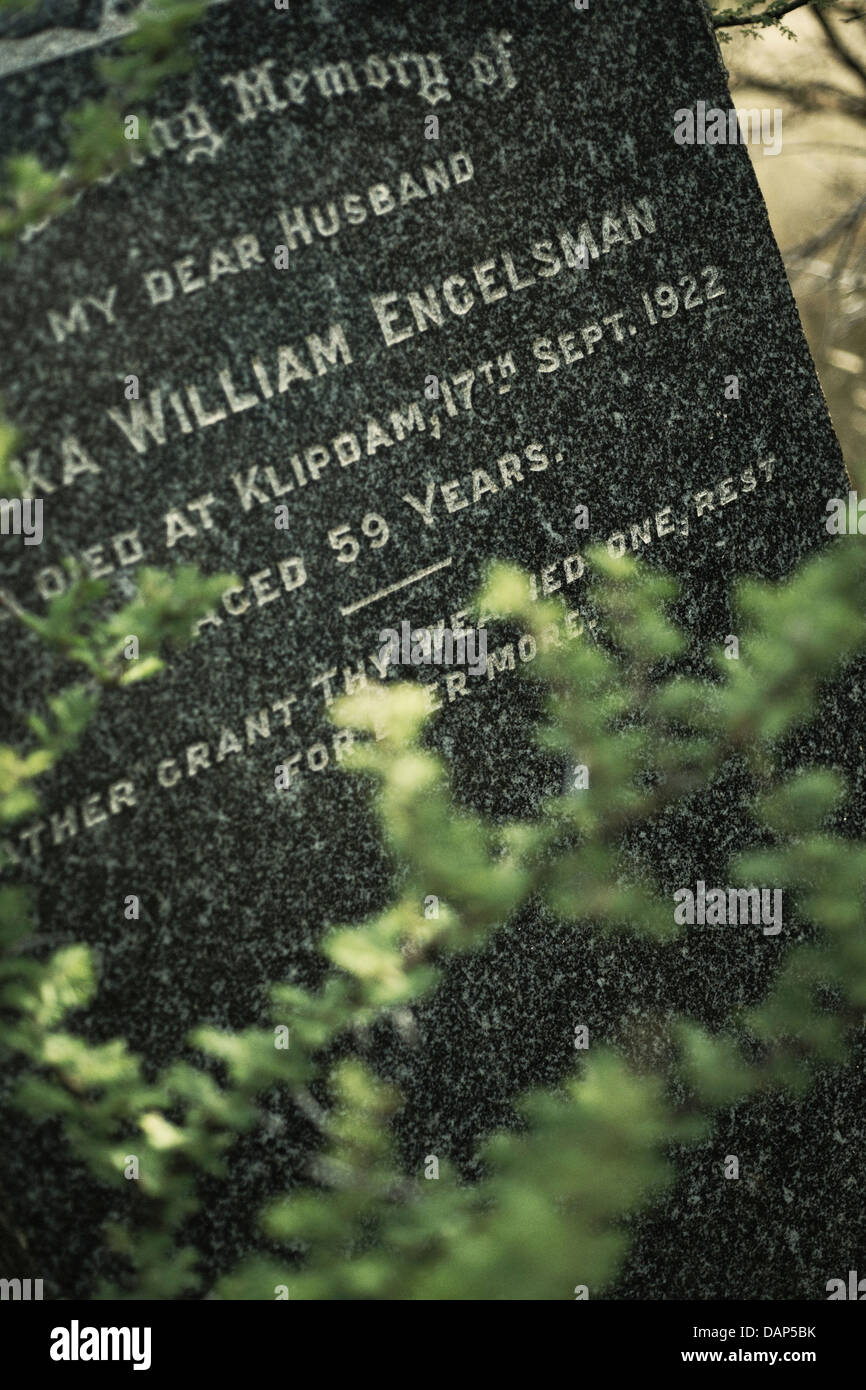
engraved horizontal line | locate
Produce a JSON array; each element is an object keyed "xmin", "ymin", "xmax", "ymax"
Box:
[{"xmin": 340, "ymin": 558, "xmax": 453, "ymax": 617}]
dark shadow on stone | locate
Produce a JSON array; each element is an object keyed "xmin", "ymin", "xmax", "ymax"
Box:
[{"xmin": 0, "ymin": 1, "xmax": 105, "ymax": 41}]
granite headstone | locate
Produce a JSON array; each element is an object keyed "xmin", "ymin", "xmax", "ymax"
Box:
[{"xmin": 0, "ymin": 0, "xmax": 856, "ymax": 1299}]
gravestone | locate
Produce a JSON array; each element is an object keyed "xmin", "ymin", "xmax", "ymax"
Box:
[{"xmin": 0, "ymin": 0, "xmax": 856, "ymax": 1299}]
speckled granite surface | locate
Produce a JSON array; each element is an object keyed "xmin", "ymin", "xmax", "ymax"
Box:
[{"xmin": 0, "ymin": 0, "xmax": 857, "ymax": 1299}]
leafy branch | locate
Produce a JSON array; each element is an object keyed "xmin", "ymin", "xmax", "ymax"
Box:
[{"xmin": 0, "ymin": 0, "xmax": 207, "ymax": 256}]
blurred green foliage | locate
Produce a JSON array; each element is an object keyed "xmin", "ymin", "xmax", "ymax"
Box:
[
  {"xmin": 3, "ymin": 506, "xmax": 866, "ymax": 1297},
  {"xmin": 0, "ymin": 0, "xmax": 207, "ymax": 255}
]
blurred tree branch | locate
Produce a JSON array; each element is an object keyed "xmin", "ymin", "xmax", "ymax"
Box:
[
  {"xmin": 713, "ymin": 1, "xmax": 822, "ymax": 31},
  {"xmin": 726, "ymin": 72, "xmax": 866, "ymax": 116}
]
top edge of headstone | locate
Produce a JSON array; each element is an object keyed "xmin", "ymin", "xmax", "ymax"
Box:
[{"xmin": 0, "ymin": 0, "xmax": 230, "ymax": 79}]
